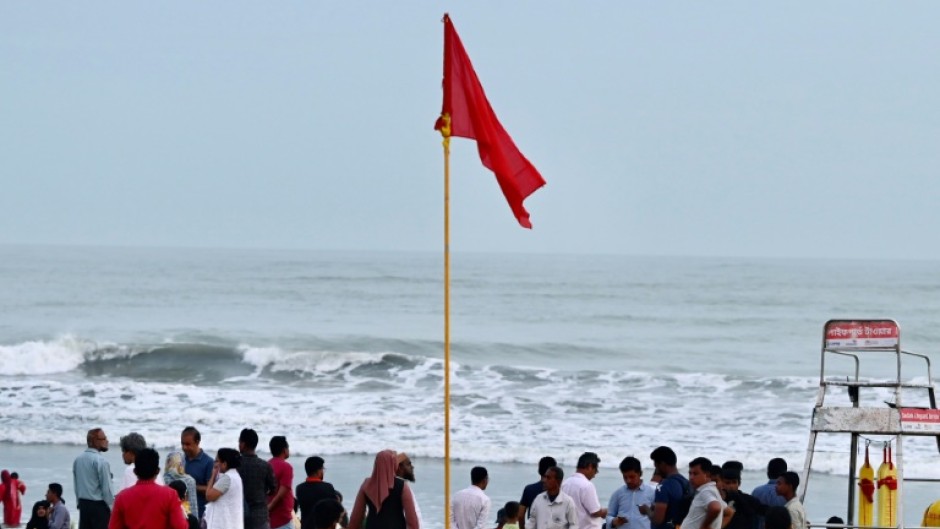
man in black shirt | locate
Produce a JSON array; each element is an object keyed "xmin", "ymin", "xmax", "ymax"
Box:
[
  {"xmin": 238, "ymin": 428, "xmax": 277, "ymax": 529},
  {"xmin": 518, "ymin": 456, "xmax": 556, "ymax": 529},
  {"xmin": 295, "ymin": 457, "xmax": 341, "ymax": 529}
]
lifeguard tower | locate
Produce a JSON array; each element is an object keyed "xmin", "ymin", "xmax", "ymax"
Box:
[{"xmin": 801, "ymin": 319, "xmax": 940, "ymax": 529}]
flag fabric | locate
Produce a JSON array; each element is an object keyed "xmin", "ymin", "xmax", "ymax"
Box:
[{"xmin": 434, "ymin": 14, "xmax": 546, "ymax": 229}]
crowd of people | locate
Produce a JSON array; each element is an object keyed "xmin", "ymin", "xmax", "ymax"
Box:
[
  {"xmin": 448, "ymin": 448, "xmax": 810, "ymax": 529},
  {"xmin": 5, "ymin": 426, "xmax": 811, "ymax": 529}
]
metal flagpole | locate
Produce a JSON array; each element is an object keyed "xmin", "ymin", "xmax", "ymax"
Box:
[{"xmin": 440, "ymin": 112, "xmax": 452, "ymax": 529}]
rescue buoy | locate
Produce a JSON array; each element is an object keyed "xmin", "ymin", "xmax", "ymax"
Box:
[
  {"xmin": 858, "ymin": 444, "xmax": 875, "ymax": 527},
  {"xmin": 877, "ymin": 444, "xmax": 899, "ymax": 528}
]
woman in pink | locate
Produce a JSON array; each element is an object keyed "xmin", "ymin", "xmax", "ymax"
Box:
[
  {"xmin": 348, "ymin": 450, "xmax": 419, "ymax": 529},
  {"xmin": 1, "ymin": 470, "xmax": 27, "ymax": 527}
]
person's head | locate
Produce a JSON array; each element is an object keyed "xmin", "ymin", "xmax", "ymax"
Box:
[
  {"xmin": 577, "ymin": 452, "xmax": 601, "ymax": 480},
  {"xmin": 767, "ymin": 458, "xmax": 787, "ymax": 480},
  {"xmin": 120, "ymin": 432, "xmax": 147, "ymax": 465},
  {"xmin": 86, "ymin": 428, "xmax": 109, "ymax": 452},
  {"xmin": 396, "ymin": 452, "xmax": 415, "ymax": 482},
  {"xmin": 471, "ymin": 466, "xmax": 489, "ymax": 490},
  {"xmin": 708, "ymin": 465, "xmax": 723, "ymax": 484},
  {"xmin": 46, "ymin": 483, "xmax": 64, "ymax": 504},
  {"xmin": 775, "ymin": 471, "xmax": 799, "ymax": 500},
  {"xmin": 270, "ymin": 436, "xmax": 289, "ymax": 459},
  {"xmin": 720, "ymin": 468, "xmax": 742, "ymax": 492},
  {"xmin": 826, "ymin": 517, "xmax": 845, "ymax": 528},
  {"xmin": 11, "ymin": 472, "xmax": 19, "ymax": 480},
  {"xmin": 619, "ymin": 456, "xmax": 643, "ymax": 490},
  {"xmin": 216, "ymin": 448, "xmax": 242, "ymax": 472},
  {"xmin": 650, "ymin": 446, "xmax": 677, "ymax": 474},
  {"xmin": 180, "ymin": 426, "xmax": 201, "ymax": 459},
  {"xmin": 765, "ymin": 506, "xmax": 792, "ymax": 529},
  {"xmin": 537, "ymin": 456, "xmax": 557, "ymax": 477},
  {"xmin": 688, "ymin": 457, "xmax": 713, "ymax": 489},
  {"xmin": 542, "ymin": 466, "xmax": 564, "ymax": 495},
  {"xmin": 313, "ymin": 499, "xmax": 345, "ymax": 529},
  {"xmin": 722, "ymin": 460, "xmax": 744, "ymax": 472},
  {"xmin": 503, "ymin": 501, "xmax": 521, "ymax": 523},
  {"xmin": 133, "ymin": 448, "xmax": 161, "ymax": 481},
  {"xmin": 31, "ymin": 500, "xmax": 51, "ymax": 521},
  {"xmin": 305, "ymin": 456, "xmax": 326, "ymax": 478},
  {"xmin": 168, "ymin": 480, "xmax": 187, "ymax": 501},
  {"xmin": 165, "ymin": 451, "xmax": 186, "ymax": 475},
  {"xmin": 239, "ymin": 428, "xmax": 259, "ymax": 454}
]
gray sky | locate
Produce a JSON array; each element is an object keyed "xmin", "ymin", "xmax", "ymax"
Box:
[{"xmin": 2, "ymin": 2, "xmax": 939, "ymax": 259}]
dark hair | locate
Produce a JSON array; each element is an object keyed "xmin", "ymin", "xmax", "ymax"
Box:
[
  {"xmin": 781, "ymin": 471, "xmax": 800, "ymax": 490},
  {"xmin": 722, "ymin": 460, "xmax": 744, "ymax": 472},
  {"xmin": 471, "ymin": 466, "xmax": 488, "ymax": 485},
  {"xmin": 217, "ymin": 448, "xmax": 242, "ymax": 469},
  {"xmin": 708, "ymin": 465, "xmax": 723, "ymax": 477},
  {"xmin": 306, "ymin": 456, "xmax": 326, "ymax": 477},
  {"xmin": 689, "ymin": 457, "xmax": 712, "ymax": 472},
  {"xmin": 826, "ymin": 517, "xmax": 845, "ymax": 528},
  {"xmin": 721, "ymin": 468, "xmax": 742, "ymax": 482},
  {"xmin": 239, "ymin": 428, "xmax": 259, "ymax": 450},
  {"xmin": 29, "ymin": 500, "xmax": 51, "ymax": 526},
  {"xmin": 765, "ymin": 507, "xmax": 792, "ymax": 529},
  {"xmin": 120, "ymin": 432, "xmax": 147, "ymax": 455},
  {"xmin": 504, "ymin": 501, "xmax": 520, "ymax": 519},
  {"xmin": 168, "ymin": 480, "xmax": 187, "ymax": 501},
  {"xmin": 134, "ymin": 448, "xmax": 161, "ymax": 480},
  {"xmin": 546, "ymin": 466, "xmax": 564, "ymax": 481},
  {"xmin": 619, "ymin": 456, "xmax": 642, "ymax": 474},
  {"xmin": 767, "ymin": 458, "xmax": 787, "ymax": 479},
  {"xmin": 181, "ymin": 426, "xmax": 201, "ymax": 443},
  {"xmin": 650, "ymin": 446, "xmax": 677, "ymax": 466},
  {"xmin": 11, "ymin": 472, "xmax": 19, "ymax": 479},
  {"xmin": 269, "ymin": 436, "xmax": 288, "ymax": 457},
  {"xmin": 538, "ymin": 456, "xmax": 557, "ymax": 476},
  {"xmin": 577, "ymin": 452, "xmax": 600, "ymax": 469},
  {"xmin": 313, "ymin": 499, "xmax": 345, "ymax": 529},
  {"xmin": 48, "ymin": 483, "xmax": 64, "ymax": 499}
]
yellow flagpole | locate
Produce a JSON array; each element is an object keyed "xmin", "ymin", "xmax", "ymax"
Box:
[{"xmin": 440, "ymin": 112, "xmax": 452, "ymax": 529}]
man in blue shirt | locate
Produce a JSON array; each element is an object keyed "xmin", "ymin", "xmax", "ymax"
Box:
[
  {"xmin": 649, "ymin": 446, "xmax": 690, "ymax": 529},
  {"xmin": 73, "ymin": 428, "xmax": 114, "ymax": 529},
  {"xmin": 181, "ymin": 426, "xmax": 214, "ymax": 519},
  {"xmin": 46, "ymin": 483, "xmax": 71, "ymax": 529},
  {"xmin": 518, "ymin": 456, "xmax": 556, "ymax": 529},
  {"xmin": 606, "ymin": 457, "xmax": 655, "ymax": 529},
  {"xmin": 752, "ymin": 458, "xmax": 787, "ymax": 529}
]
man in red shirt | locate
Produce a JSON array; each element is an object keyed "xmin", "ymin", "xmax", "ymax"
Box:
[
  {"xmin": 108, "ymin": 448, "xmax": 187, "ymax": 529},
  {"xmin": 268, "ymin": 436, "xmax": 294, "ymax": 529}
]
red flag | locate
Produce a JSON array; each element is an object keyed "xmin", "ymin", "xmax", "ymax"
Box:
[{"xmin": 434, "ymin": 14, "xmax": 546, "ymax": 229}]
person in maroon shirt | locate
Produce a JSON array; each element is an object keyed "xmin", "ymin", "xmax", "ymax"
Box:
[
  {"xmin": 108, "ymin": 449, "xmax": 187, "ymax": 529},
  {"xmin": 267, "ymin": 436, "xmax": 294, "ymax": 529}
]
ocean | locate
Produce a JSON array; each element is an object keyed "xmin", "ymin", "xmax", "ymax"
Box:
[{"xmin": 2, "ymin": 244, "xmax": 940, "ymax": 526}]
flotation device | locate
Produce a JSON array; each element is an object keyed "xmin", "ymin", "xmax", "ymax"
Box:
[
  {"xmin": 877, "ymin": 445, "xmax": 899, "ymax": 528},
  {"xmin": 922, "ymin": 499, "xmax": 940, "ymax": 527},
  {"xmin": 858, "ymin": 444, "xmax": 875, "ymax": 527}
]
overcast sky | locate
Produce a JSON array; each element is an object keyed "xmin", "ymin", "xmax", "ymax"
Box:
[{"xmin": 2, "ymin": 2, "xmax": 939, "ymax": 259}]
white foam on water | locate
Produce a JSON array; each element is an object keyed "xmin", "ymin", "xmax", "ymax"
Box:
[{"xmin": 0, "ymin": 335, "xmax": 96, "ymax": 375}]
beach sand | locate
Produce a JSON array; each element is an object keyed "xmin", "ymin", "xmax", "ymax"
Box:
[{"xmin": 3, "ymin": 442, "xmax": 936, "ymax": 528}]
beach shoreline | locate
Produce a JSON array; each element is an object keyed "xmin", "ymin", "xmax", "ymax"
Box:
[{"xmin": 2, "ymin": 441, "xmax": 937, "ymax": 528}]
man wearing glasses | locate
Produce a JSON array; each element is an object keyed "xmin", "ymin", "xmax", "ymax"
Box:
[{"xmin": 73, "ymin": 428, "xmax": 115, "ymax": 529}]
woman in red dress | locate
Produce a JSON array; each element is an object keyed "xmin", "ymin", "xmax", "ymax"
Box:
[{"xmin": 1, "ymin": 470, "xmax": 27, "ymax": 527}]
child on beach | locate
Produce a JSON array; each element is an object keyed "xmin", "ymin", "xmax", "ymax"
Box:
[{"xmin": 499, "ymin": 502, "xmax": 521, "ymax": 529}]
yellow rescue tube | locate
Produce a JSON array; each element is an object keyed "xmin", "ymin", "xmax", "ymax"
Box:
[
  {"xmin": 922, "ymin": 499, "xmax": 940, "ymax": 527},
  {"xmin": 858, "ymin": 445, "xmax": 875, "ymax": 527},
  {"xmin": 877, "ymin": 446, "xmax": 898, "ymax": 528}
]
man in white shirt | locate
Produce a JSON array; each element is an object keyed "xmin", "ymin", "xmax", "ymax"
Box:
[
  {"xmin": 775, "ymin": 472, "xmax": 806, "ymax": 529},
  {"xmin": 561, "ymin": 452, "xmax": 607, "ymax": 529},
  {"xmin": 451, "ymin": 466, "xmax": 491, "ymax": 529},
  {"xmin": 529, "ymin": 466, "xmax": 578, "ymax": 529},
  {"xmin": 682, "ymin": 458, "xmax": 723, "ymax": 529}
]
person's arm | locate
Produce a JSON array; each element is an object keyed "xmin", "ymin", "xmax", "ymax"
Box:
[
  {"xmin": 402, "ymin": 481, "xmax": 420, "ymax": 529},
  {"xmin": 607, "ymin": 489, "xmax": 622, "ymax": 528},
  {"xmin": 205, "ymin": 469, "xmax": 226, "ymax": 503},
  {"xmin": 473, "ymin": 496, "xmax": 490, "ymax": 529},
  {"xmin": 347, "ymin": 487, "xmax": 368, "ymax": 529},
  {"xmin": 566, "ymin": 500, "xmax": 579, "ymax": 529},
  {"xmin": 528, "ymin": 500, "xmax": 538, "ymax": 529},
  {"xmin": 107, "ymin": 497, "xmax": 123, "ymax": 529},
  {"xmin": 518, "ymin": 506, "xmax": 528, "ymax": 529},
  {"xmin": 720, "ymin": 505, "xmax": 735, "ymax": 529},
  {"xmin": 100, "ymin": 460, "xmax": 115, "ymax": 507},
  {"xmin": 699, "ymin": 501, "xmax": 722, "ymax": 529}
]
